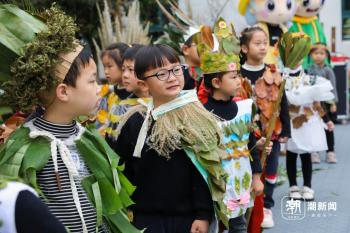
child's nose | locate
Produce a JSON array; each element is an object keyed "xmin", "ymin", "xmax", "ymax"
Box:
[{"xmin": 168, "ymin": 72, "xmax": 177, "ymax": 82}]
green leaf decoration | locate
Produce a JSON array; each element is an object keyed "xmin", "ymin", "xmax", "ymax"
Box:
[
  {"xmin": 235, "ymin": 176, "xmax": 241, "ymax": 195},
  {"xmin": 108, "ymin": 211, "xmax": 145, "ymax": 233},
  {"xmin": 21, "ymin": 137, "xmax": 51, "ymax": 172},
  {"xmin": 92, "ymin": 182, "xmax": 103, "ymax": 231},
  {"xmin": 198, "ymin": 17, "xmax": 241, "ymax": 74},
  {"xmin": 225, "ymin": 140, "xmax": 249, "ymax": 148},
  {"xmin": 242, "ymin": 172, "xmax": 251, "ymax": 190},
  {"xmin": 278, "ymin": 32, "xmax": 311, "ymax": 69},
  {"xmin": 222, "ymin": 38, "xmax": 234, "ymax": 54},
  {"xmin": 0, "ymin": 125, "xmax": 140, "ymax": 232}
]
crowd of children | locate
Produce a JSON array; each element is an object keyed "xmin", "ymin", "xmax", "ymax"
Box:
[{"xmin": 0, "ymin": 4, "xmax": 340, "ymax": 233}]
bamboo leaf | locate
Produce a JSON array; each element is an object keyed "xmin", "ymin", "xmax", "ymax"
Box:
[
  {"xmin": 92, "ymin": 182, "xmax": 103, "ymax": 230},
  {"xmin": 108, "ymin": 211, "xmax": 143, "ymax": 233},
  {"xmin": 20, "ymin": 137, "xmax": 51, "ymax": 173},
  {"xmin": 0, "ymin": 23, "xmax": 26, "ymax": 55},
  {"xmin": 0, "ymin": 4, "xmax": 47, "ymax": 55}
]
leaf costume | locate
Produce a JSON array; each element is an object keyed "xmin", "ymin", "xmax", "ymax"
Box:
[
  {"xmin": 219, "ymin": 99, "xmax": 255, "ymax": 219},
  {"xmin": 285, "ymin": 68, "xmax": 334, "ymax": 153},
  {"xmin": 116, "ymin": 90, "xmax": 229, "ymax": 230},
  {"xmin": 0, "ymin": 4, "xmax": 140, "ymax": 233},
  {"xmin": 0, "ymin": 122, "xmax": 139, "ymax": 232},
  {"xmin": 199, "ymin": 18, "xmax": 259, "ymax": 220}
]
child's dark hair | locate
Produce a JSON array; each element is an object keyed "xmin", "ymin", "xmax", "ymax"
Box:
[
  {"xmin": 184, "ymin": 35, "xmax": 193, "ymax": 47},
  {"xmin": 101, "ymin": 42, "xmax": 129, "ymax": 68},
  {"xmin": 63, "ymin": 46, "xmax": 93, "ymax": 87},
  {"xmin": 122, "ymin": 44, "xmax": 144, "ymax": 62},
  {"xmin": 239, "ymin": 26, "xmax": 267, "ymax": 65},
  {"xmin": 203, "ymin": 72, "xmax": 226, "ymax": 94},
  {"xmin": 308, "ymin": 42, "xmax": 331, "ymax": 64},
  {"xmin": 134, "ymin": 44, "xmax": 180, "ymax": 80}
]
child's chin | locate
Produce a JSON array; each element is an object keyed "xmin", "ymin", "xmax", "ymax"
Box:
[{"xmin": 166, "ymin": 88, "xmax": 181, "ymax": 96}]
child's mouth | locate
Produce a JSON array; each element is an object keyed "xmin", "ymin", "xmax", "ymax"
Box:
[
  {"xmin": 306, "ymin": 8, "xmax": 319, "ymax": 13},
  {"xmin": 166, "ymin": 85, "xmax": 180, "ymax": 90}
]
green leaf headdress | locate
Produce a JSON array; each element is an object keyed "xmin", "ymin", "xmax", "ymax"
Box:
[
  {"xmin": 198, "ymin": 18, "xmax": 241, "ymax": 74},
  {"xmin": 1, "ymin": 4, "xmax": 84, "ymax": 112},
  {"xmin": 154, "ymin": 0, "xmax": 216, "ymax": 53}
]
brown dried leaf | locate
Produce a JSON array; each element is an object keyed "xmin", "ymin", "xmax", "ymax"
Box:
[
  {"xmin": 255, "ymin": 78, "xmax": 268, "ymax": 98},
  {"xmin": 289, "ymin": 105, "xmax": 300, "ymax": 113},
  {"xmin": 270, "ymin": 84, "xmax": 279, "ymax": 101},
  {"xmin": 263, "ymin": 68, "xmax": 274, "ymax": 85},
  {"xmin": 292, "ymin": 115, "xmax": 308, "ymax": 129}
]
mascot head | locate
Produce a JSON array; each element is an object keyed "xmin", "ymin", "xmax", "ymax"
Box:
[
  {"xmin": 295, "ymin": 0, "xmax": 325, "ymax": 17},
  {"xmin": 238, "ymin": 0, "xmax": 297, "ymax": 25}
]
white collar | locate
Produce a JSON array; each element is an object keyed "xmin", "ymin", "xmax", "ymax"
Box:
[
  {"xmin": 242, "ymin": 63, "xmax": 265, "ymax": 72},
  {"xmin": 133, "ymin": 89, "xmax": 198, "ymax": 158}
]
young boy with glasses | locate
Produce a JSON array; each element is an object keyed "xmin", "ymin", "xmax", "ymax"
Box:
[{"xmin": 108, "ymin": 44, "xmax": 229, "ymax": 233}]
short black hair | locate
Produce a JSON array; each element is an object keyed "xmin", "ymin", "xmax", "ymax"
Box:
[
  {"xmin": 203, "ymin": 72, "xmax": 225, "ymax": 93},
  {"xmin": 101, "ymin": 42, "xmax": 129, "ymax": 68},
  {"xmin": 134, "ymin": 44, "xmax": 180, "ymax": 80},
  {"xmin": 63, "ymin": 46, "xmax": 93, "ymax": 87},
  {"xmin": 122, "ymin": 44, "xmax": 144, "ymax": 62},
  {"xmin": 183, "ymin": 35, "xmax": 194, "ymax": 47}
]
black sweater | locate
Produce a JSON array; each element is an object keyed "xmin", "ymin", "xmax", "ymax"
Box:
[
  {"xmin": 240, "ymin": 65, "xmax": 291, "ymax": 138},
  {"xmin": 107, "ymin": 112, "xmax": 213, "ymax": 221},
  {"xmin": 15, "ymin": 190, "xmax": 67, "ymax": 233},
  {"xmin": 204, "ymin": 96, "xmax": 262, "ymax": 174}
]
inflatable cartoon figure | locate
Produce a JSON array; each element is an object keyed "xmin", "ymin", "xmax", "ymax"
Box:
[{"xmin": 289, "ymin": 0, "xmax": 327, "ymax": 68}]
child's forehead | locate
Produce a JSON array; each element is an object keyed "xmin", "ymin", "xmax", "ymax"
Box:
[
  {"xmin": 123, "ymin": 59, "xmax": 135, "ymax": 65},
  {"xmin": 250, "ymin": 31, "xmax": 267, "ymax": 40},
  {"xmin": 78, "ymin": 59, "xmax": 97, "ymax": 77},
  {"xmin": 146, "ymin": 61, "xmax": 179, "ymax": 73}
]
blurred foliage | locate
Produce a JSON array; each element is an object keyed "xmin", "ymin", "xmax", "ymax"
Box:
[{"xmin": 0, "ymin": 0, "xmax": 174, "ymax": 44}]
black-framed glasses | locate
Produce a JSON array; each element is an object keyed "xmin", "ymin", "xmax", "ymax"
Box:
[{"xmin": 143, "ymin": 65, "xmax": 183, "ymax": 81}]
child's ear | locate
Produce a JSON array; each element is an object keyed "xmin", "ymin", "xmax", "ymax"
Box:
[
  {"xmin": 55, "ymin": 83, "xmax": 69, "ymax": 102},
  {"xmin": 137, "ymin": 79, "xmax": 149, "ymax": 93},
  {"xmin": 241, "ymin": 44, "xmax": 248, "ymax": 54},
  {"xmin": 211, "ymin": 77, "xmax": 221, "ymax": 89},
  {"xmin": 182, "ymin": 45, "xmax": 190, "ymax": 56}
]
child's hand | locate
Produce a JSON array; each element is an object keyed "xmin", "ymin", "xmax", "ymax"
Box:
[
  {"xmin": 251, "ymin": 174, "xmax": 264, "ymax": 196},
  {"xmin": 191, "ymin": 219, "xmax": 209, "ymax": 233},
  {"xmin": 326, "ymin": 121, "xmax": 335, "ymax": 132},
  {"xmin": 279, "ymin": 137, "xmax": 288, "ymax": 143},
  {"xmin": 256, "ymin": 137, "xmax": 273, "ymax": 154},
  {"xmin": 330, "ymin": 104, "xmax": 337, "ymax": 113}
]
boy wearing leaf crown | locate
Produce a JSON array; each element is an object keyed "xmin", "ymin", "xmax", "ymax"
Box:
[
  {"xmin": 199, "ymin": 18, "xmax": 273, "ymax": 233},
  {"xmin": 0, "ymin": 5, "xmax": 139, "ymax": 233}
]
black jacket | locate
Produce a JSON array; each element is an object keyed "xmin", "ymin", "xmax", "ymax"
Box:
[{"xmin": 107, "ymin": 112, "xmax": 214, "ymax": 221}]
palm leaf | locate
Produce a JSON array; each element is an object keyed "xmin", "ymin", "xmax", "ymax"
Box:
[{"xmin": 0, "ymin": 4, "xmax": 47, "ymax": 82}]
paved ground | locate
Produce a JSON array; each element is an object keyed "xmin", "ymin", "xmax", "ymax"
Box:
[{"xmin": 265, "ymin": 123, "xmax": 350, "ymax": 233}]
